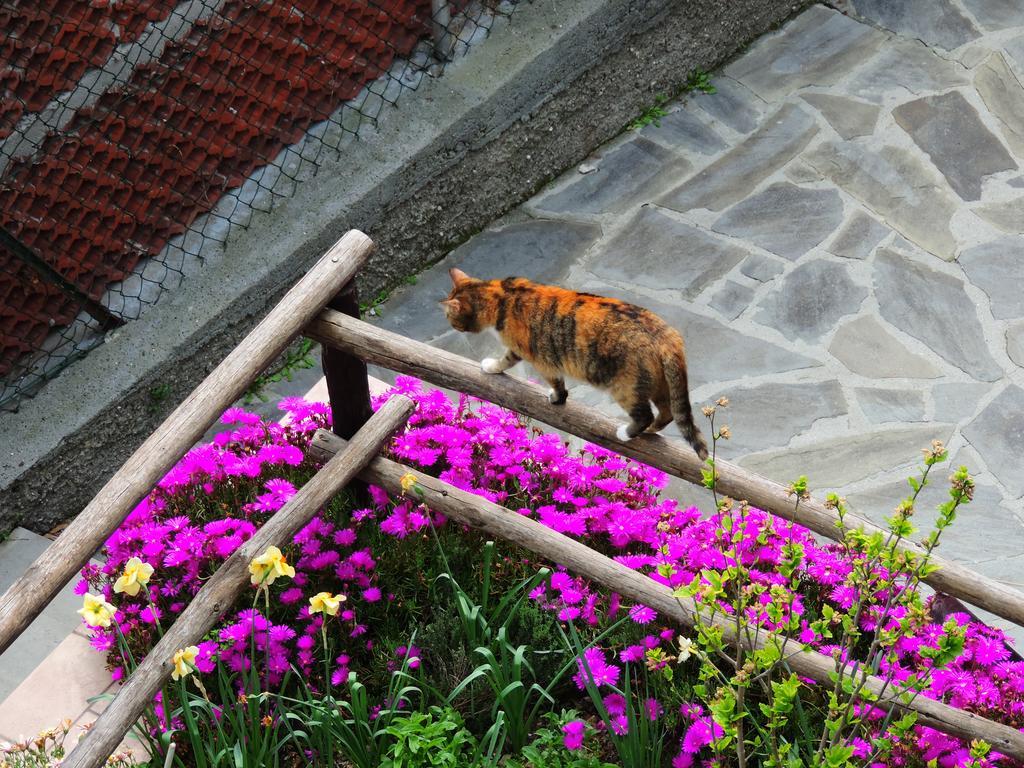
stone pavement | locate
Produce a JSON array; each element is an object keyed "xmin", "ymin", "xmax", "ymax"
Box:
[{"xmin": 370, "ymin": 2, "xmax": 1024, "ymax": 639}]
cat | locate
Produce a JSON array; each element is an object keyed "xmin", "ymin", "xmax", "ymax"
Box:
[{"xmin": 440, "ymin": 268, "xmax": 708, "ymax": 460}]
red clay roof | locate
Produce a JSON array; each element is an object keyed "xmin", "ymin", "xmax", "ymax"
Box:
[{"xmin": 1, "ymin": 0, "xmax": 433, "ymax": 378}]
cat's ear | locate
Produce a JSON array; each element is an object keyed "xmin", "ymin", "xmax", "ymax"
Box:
[{"xmin": 449, "ymin": 267, "xmax": 470, "ymax": 286}]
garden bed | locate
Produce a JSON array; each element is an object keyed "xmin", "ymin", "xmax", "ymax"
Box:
[{"xmin": 10, "ymin": 378, "xmax": 1022, "ymax": 767}]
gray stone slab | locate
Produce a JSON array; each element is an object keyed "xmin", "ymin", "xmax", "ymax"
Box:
[
  {"xmin": 964, "ymin": 384, "xmax": 1024, "ymax": 497},
  {"xmin": 432, "ymin": 329, "xmax": 517, "ymax": 371},
  {"xmin": 657, "ymin": 103, "xmax": 818, "ymax": 213},
  {"xmin": 959, "ymin": 237, "xmax": 1024, "ymax": 320},
  {"xmin": 893, "ymin": 91, "xmax": 1017, "ymax": 202},
  {"xmin": 784, "ymin": 159, "xmax": 824, "ymax": 185},
  {"xmin": 874, "ymin": 248, "xmax": 1003, "ymax": 380},
  {"xmin": 961, "ymin": 0, "xmax": 1024, "ymax": 30},
  {"xmin": 739, "ymin": 423, "xmax": 954, "ymax": 489},
  {"xmin": 532, "ymin": 137, "xmax": 689, "ymax": 216},
  {"xmin": 739, "ymin": 253, "xmax": 785, "ymax": 282},
  {"xmin": 644, "ymin": 107, "xmax": 728, "ymax": 155},
  {"xmin": 707, "ymin": 380, "xmax": 847, "ymax": 458},
  {"xmin": 691, "ymin": 77, "xmax": 763, "ymax": 134},
  {"xmin": 846, "ymin": 476, "xmax": 1014, "ymax": 563},
  {"xmin": 726, "ymin": 6, "xmax": 887, "ymax": 102},
  {"xmin": 800, "ymin": 92, "xmax": 881, "ymax": 140},
  {"xmin": 804, "ymin": 142, "xmax": 960, "ymax": 260},
  {"xmin": 1008, "ymin": 321, "xmax": 1024, "ymax": 366},
  {"xmin": 755, "ymin": 259, "xmax": 868, "ymax": 342},
  {"xmin": 1009, "ymin": 175, "xmax": 1024, "ymax": 188},
  {"xmin": 576, "ymin": 279, "xmax": 820, "ymax": 387},
  {"xmin": 375, "ymin": 218, "xmax": 601, "ymax": 341},
  {"xmin": 974, "ymin": 197, "xmax": 1024, "ymax": 233},
  {"xmin": 848, "ymin": 41, "xmax": 970, "ymax": 103},
  {"xmin": 711, "ymin": 182, "xmax": 844, "ymax": 261},
  {"xmin": 849, "ymin": 0, "xmax": 979, "ymax": 50},
  {"xmin": 827, "ymin": 210, "xmax": 890, "ymax": 260},
  {"xmin": 0, "ymin": 529, "xmax": 93, "ymax": 703},
  {"xmin": 588, "ymin": 208, "xmax": 747, "ymax": 299},
  {"xmin": 709, "ymin": 280, "xmax": 754, "ymax": 320},
  {"xmin": 975, "ymin": 54, "xmax": 1024, "ymax": 160},
  {"xmin": 932, "ymin": 381, "xmax": 991, "ymax": 422},
  {"xmin": 856, "ymin": 387, "xmax": 926, "ymax": 423},
  {"xmin": 1005, "ymin": 35, "xmax": 1024, "ymax": 73},
  {"xmin": 830, "ymin": 315, "xmax": 942, "ymax": 379}
]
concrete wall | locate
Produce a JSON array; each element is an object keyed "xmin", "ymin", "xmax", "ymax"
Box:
[{"xmin": 0, "ymin": 0, "xmax": 808, "ymax": 535}]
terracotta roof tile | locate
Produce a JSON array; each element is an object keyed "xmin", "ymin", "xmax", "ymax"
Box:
[{"xmin": 1, "ymin": 0, "xmax": 434, "ymax": 378}]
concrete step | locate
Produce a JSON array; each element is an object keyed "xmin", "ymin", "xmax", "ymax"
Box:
[{"xmin": 0, "ymin": 528, "xmax": 93, "ymax": 704}]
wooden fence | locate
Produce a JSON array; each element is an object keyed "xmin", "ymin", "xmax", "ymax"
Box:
[{"xmin": 0, "ymin": 230, "xmax": 1022, "ymax": 766}]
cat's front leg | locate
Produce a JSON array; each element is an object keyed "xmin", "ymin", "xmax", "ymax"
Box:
[
  {"xmin": 545, "ymin": 376, "xmax": 568, "ymax": 405},
  {"xmin": 481, "ymin": 348, "xmax": 521, "ymax": 374}
]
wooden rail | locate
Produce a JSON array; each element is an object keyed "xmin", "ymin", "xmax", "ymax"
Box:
[
  {"xmin": 0, "ymin": 231, "xmax": 375, "ymax": 656},
  {"xmin": 308, "ymin": 429, "xmax": 1024, "ymax": 761},
  {"xmin": 305, "ymin": 308, "xmax": 1024, "ymax": 630},
  {"xmin": 63, "ymin": 398, "xmax": 414, "ymax": 768}
]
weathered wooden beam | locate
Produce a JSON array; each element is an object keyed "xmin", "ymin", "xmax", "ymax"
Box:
[
  {"xmin": 308, "ymin": 428, "xmax": 1024, "ymax": 760},
  {"xmin": 0, "ymin": 230, "xmax": 375, "ymax": 656},
  {"xmin": 305, "ymin": 309, "xmax": 1024, "ymax": 630},
  {"xmin": 63, "ymin": 396, "xmax": 414, "ymax": 768}
]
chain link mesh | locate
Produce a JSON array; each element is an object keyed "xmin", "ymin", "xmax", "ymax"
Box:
[{"xmin": 0, "ymin": 0, "xmax": 518, "ymax": 409}]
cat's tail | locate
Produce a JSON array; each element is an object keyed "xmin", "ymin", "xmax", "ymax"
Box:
[{"xmin": 663, "ymin": 345, "xmax": 709, "ymax": 461}]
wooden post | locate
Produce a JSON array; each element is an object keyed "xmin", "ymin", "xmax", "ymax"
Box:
[
  {"xmin": 305, "ymin": 310, "xmax": 1024, "ymax": 630},
  {"xmin": 0, "ymin": 231, "xmax": 375, "ymax": 657},
  {"xmin": 323, "ymin": 283, "xmax": 372, "ymax": 441},
  {"xmin": 62, "ymin": 397, "xmax": 414, "ymax": 768},
  {"xmin": 308, "ymin": 429, "xmax": 1024, "ymax": 759}
]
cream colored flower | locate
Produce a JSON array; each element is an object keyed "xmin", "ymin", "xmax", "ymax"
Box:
[
  {"xmin": 309, "ymin": 591, "xmax": 345, "ymax": 616},
  {"xmin": 113, "ymin": 557, "xmax": 154, "ymax": 597},
  {"xmin": 400, "ymin": 472, "xmax": 418, "ymax": 494},
  {"xmin": 78, "ymin": 593, "xmax": 117, "ymax": 628},
  {"xmin": 248, "ymin": 545, "xmax": 295, "ymax": 587},
  {"xmin": 677, "ymin": 635, "xmax": 694, "ymax": 663},
  {"xmin": 171, "ymin": 646, "xmax": 199, "ymax": 681}
]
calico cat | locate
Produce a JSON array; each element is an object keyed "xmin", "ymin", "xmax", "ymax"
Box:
[{"xmin": 441, "ymin": 268, "xmax": 708, "ymax": 460}]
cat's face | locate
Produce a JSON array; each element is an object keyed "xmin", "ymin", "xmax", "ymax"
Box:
[{"xmin": 440, "ymin": 268, "xmax": 484, "ymax": 332}]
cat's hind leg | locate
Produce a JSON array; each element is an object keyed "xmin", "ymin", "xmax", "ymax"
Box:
[
  {"xmin": 647, "ymin": 389, "xmax": 674, "ymax": 433},
  {"xmin": 611, "ymin": 383, "xmax": 654, "ymax": 442},
  {"xmin": 481, "ymin": 349, "xmax": 521, "ymax": 374},
  {"xmin": 545, "ymin": 376, "xmax": 568, "ymax": 405}
]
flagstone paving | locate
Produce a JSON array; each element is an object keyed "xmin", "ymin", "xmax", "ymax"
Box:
[{"xmin": 368, "ymin": 1, "xmax": 1024, "ymax": 641}]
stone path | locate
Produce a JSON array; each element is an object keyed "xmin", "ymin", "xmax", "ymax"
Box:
[{"xmin": 371, "ymin": 1, "xmax": 1024, "ymax": 640}]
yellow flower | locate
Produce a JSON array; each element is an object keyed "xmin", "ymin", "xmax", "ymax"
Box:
[
  {"xmin": 172, "ymin": 646, "xmax": 199, "ymax": 681},
  {"xmin": 113, "ymin": 557, "xmax": 154, "ymax": 597},
  {"xmin": 78, "ymin": 593, "xmax": 117, "ymax": 628},
  {"xmin": 400, "ymin": 472, "xmax": 418, "ymax": 494},
  {"xmin": 248, "ymin": 545, "xmax": 295, "ymax": 587},
  {"xmin": 309, "ymin": 591, "xmax": 345, "ymax": 616}
]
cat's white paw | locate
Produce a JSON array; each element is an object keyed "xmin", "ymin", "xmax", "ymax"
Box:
[
  {"xmin": 615, "ymin": 424, "xmax": 632, "ymax": 442},
  {"xmin": 548, "ymin": 388, "xmax": 560, "ymax": 404},
  {"xmin": 481, "ymin": 357, "xmax": 504, "ymax": 374}
]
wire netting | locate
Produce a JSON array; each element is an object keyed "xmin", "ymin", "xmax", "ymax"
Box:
[{"xmin": 0, "ymin": 0, "xmax": 518, "ymax": 409}]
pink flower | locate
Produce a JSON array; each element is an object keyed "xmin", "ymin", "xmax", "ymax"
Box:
[
  {"xmin": 573, "ymin": 647, "xmax": 621, "ymax": 689},
  {"xmin": 562, "ymin": 720, "xmax": 585, "ymax": 750},
  {"xmin": 682, "ymin": 717, "xmax": 723, "ymax": 753}
]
